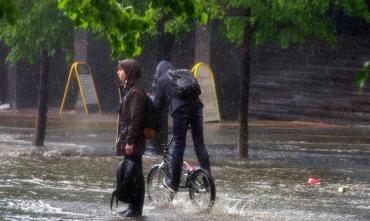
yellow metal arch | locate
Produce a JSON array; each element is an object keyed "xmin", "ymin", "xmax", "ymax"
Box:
[
  {"xmin": 191, "ymin": 62, "xmax": 221, "ymax": 122},
  {"xmin": 59, "ymin": 62, "xmax": 102, "ymax": 114}
]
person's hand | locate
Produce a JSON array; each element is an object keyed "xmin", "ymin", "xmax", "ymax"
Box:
[{"xmin": 125, "ymin": 144, "xmax": 134, "ymax": 155}]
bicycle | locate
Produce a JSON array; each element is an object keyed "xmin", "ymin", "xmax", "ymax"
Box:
[{"xmin": 147, "ymin": 135, "xmax": 216, "ymax": 211}]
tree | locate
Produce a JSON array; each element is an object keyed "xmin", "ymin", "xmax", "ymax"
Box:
[
  {"xmin": 214, "ymin": 0, "xmax": 370, "ymax": 158},
  {"xmin": 0, "ymin": 0, "xmax": 73, "ymax": 146},
  {"xmin": 58, "ymin": 0, "xmax": 208, "ymax": 58}
]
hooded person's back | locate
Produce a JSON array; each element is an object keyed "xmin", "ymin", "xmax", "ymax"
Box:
[
  {"xmin": 151, "ymin": 61, "xmax": 173, "ymax": 94},
  {"xmin": 153, "ymin": 60, "xmax": 202, "ymax": 114},
  {"xmin": 156, "ymin": 61, "xmax": 173, "ymax": 80}
]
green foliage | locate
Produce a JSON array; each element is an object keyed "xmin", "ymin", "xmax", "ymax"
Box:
[
  {"xmin": 58, "ymin": 0, "xmax": 209, "ymax": 58},
  {"xmin": 119, "ymin": 0, "xmax": 150, "ymax": 15},
  {"xmin": 217, "ymin": 1, "xmax": 370, "ymax": 91},
  {"xmin": 163, "ymin": 0, "xmax": 222, "ymax": 36},
  {"xmin": 0, "ymin": 0, "xmax": 20, "ymax": 24},
  {"xmin": 152, "ymin": 0, "xmax": 208, "ymax": 23},
  {"xmin": 58, "ymin": 0, "xmax": 156, "ymax": 58},
  {"xmin": 220, "ymin": 0, "xmax": 370, "ymax": 48},
  {"xmin": 224, "ymin": 17, "xmax": 248, "ymax": 45},
  {"xmin": 57, "ymin": 0, "xmax": 370, "ymax": 59},
  {"xmin": 0, "ymin": 0, "xmax": 73, "ymax": 64},
  {"xmin": 356, "ymin": 61, "xmax": 370, "ymax": 90}
]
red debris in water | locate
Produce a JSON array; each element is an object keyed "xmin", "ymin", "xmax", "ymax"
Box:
[{"xmin": 307, "ymin": 176, "xmax": 321, "ymax": 185}]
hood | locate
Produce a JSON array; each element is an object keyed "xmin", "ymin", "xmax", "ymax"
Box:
[{"xmin": 155, "ymin": 60, "xmax": 174, "ymax": 79}]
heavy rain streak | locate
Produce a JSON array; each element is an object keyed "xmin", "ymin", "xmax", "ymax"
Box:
[{"xmin": 1, "ymin": 0, "xmax": 370, "ymax": 221}]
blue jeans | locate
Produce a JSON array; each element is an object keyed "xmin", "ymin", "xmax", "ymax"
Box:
[{"xmin": 171, "ymin": 105, "xmax": 211, "ymax": 190}]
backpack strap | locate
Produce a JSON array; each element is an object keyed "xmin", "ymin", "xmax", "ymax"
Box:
[
  {"xmin": 122, "ymin": 87, "xmax": 135, "ymax": 104},
  {"xmin": 119, "ymin": 86, "xmax": 141, "ymax": 112}
]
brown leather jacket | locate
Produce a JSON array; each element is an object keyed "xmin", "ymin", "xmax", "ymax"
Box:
[{"xmin": 116, "ymin": 83, "xmax": 146, "ymax": 156}]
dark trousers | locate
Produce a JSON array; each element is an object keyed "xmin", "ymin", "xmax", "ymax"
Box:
[
  {"xmin": 171, "ymin": 106, "xmax": 211, "ymax": 189},
  {"xmin": 126, "ymin": 154, "xmax": 145, "ymax": 212}
]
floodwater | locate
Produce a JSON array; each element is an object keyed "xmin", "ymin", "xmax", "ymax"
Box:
[{"xmin": 0, "ymin": 120, "xmax": 369, "ymax": 221}]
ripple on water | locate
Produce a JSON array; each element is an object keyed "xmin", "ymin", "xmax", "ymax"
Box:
[
  {"xmin": 0, "ymin": 129, "xmax": 114, "ymax": 158},
  {"xmin": 1, "ymin": 198, "xmax": 89, "ymax": 220}
]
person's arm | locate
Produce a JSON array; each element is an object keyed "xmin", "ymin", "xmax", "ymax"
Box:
[{"xmin": 126, "ymin": 89, "xmax": 146, "ymax": 149}]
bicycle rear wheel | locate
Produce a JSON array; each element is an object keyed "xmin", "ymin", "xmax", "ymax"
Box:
[
  {"xmin": 147, "ymin": 164, "xmax": 172, "ymax": 203},
  {"xmin": 188, "ymin": 168, "xmax": 216, "ymax": 211}
]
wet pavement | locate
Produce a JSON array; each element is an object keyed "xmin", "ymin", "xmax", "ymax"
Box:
[{"xmin": 0, "ymin": 109, "xmax": 369, "ymax": 220}]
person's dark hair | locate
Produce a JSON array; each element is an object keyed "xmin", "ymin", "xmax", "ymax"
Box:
[{"xmin": 118, "ymin": 59, "xmax": 142, "ymax": 83}]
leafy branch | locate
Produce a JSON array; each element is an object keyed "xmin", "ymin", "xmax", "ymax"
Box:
[{"xmin": 58, "ymin": 0, "xmax": 209, "ymax": 58}]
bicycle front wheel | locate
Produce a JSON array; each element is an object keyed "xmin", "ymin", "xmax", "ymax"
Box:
[
  {"xmin": 147, "ymin": 164, "xmax": 172, "ymax": 203},
  {"xmin": 188, "ymin": 168, "xmax": 216, "ymax": 211}
]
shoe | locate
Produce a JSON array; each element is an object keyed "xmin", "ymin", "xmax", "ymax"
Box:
[
  {"xmin": 123, "ymin": 209, "xmax": 142, "ymax": 217},
  {"xmin": 163, "ymin": 177, "xmax": 176, "ymax": 193},
  {"xmin": 117, "ymin": 207, "xmax": 130, "ymax": 216}
]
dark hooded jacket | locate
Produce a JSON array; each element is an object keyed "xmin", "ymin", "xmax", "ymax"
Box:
[
  {"xmin": 116, "ymin": 82, "xmax": 146, "ymax": 156},
  {"xmin": 153, "ymin": 60, "xmax": 203, "ymax": 114}
]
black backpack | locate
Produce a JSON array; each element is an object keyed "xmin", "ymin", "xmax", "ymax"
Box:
[
  {"xmin": 167, "ymin": 69, "xmax": 201, "ymax": 100},
  {"xmin": 110, "ymin": 158, "xmax": 136, "ymax": 210}
]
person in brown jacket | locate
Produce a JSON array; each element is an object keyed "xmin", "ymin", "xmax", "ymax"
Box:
[{"xmin": 115, "ymin": 59, "xmax": 146, "ymax": 217}]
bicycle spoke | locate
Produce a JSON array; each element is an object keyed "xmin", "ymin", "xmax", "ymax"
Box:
[
  {"xmin": 147, "ymin": 165, "xmax": 172, "ymax": 203},
  {"xmin": 188, "ymin": 169, "xmax": 216, "ymax": 211}
]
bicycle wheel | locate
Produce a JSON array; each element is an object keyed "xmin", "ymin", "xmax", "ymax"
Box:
[
  {"xmin": 188, "ymin": 168, "xmax": 216, "ymax": 211},
  {"xmin": 147, "ymin": 164, "xmax": 172, "ymax": 203}
]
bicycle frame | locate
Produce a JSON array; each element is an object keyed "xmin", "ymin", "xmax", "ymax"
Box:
[
  {"xmin": 147, "ymin": 134, "xmax": 216, "ymax": 210},
  {"xmin": 155, "ymin": 135, "xmax": 194, "ymax": 189}
]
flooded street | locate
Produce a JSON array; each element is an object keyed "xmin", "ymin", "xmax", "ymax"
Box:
[
  {"xmin": 2, "ymin": 0, "xmax": 370, "ymax": 220},
  {"xmin": 0, "ymin": 119, "xmax": 369, "ymax": 220}
]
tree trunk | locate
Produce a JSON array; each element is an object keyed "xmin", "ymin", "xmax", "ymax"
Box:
[
  {"xmin": 33, "ymin": 49, "xmax": 49, "ymax": 146},
  {"xmin": 238, "ymin": 28, "xmax": 251, "ymax": 158},
  {"xmin": 156, "ymin": 19, "xmax": 174, "ymax": 62},
  {"xmin": 155, "ymin": 18, "xmax": 174, "ymax": 153}
]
